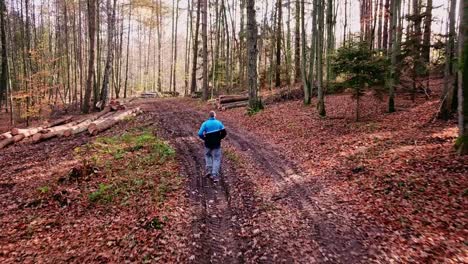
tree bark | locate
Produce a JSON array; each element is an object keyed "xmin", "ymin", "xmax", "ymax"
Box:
[
  {"xmin": 201, "ymin": 0, "xmax": 209, "ymax": 100},
  {"xmin": 83, "ymin": 0, "xmax": 96, "ymax": 113},
  {"xmin": 275, "ymin": 0, "xmax": 282, "ymax": 87},
  {"xmin": 190, "ymin": 0, "xmax": 201, "ymax": 94},
  {"xmin": 99, "ymin": 0, "xmax": 117, "ymax": 108},
  {"xmin": 0, "ymin": 0, "xmax": 8, "ymax": 109},
  {"xmin": 317, "ymin": 0, "xmax": 326, "ymax": 117},
  {"xmin": 294, "ymin": 0, "xmax": 301, "ymax": 83},
  {"xmin": 438, "ymin": 0, "xmax": 457, "ymax": 120},
  {"xmin": 246, "ymin": 0, "xmax": 259, "ymax": 109},
  {"xmin": 422, "ymin": 0, "xmax": 432, "ymax": 63},
  {"xmin": 388, "ymin": 0, "xmax": 401, "ymax": 113},
  {"xmin": 456, "ymin": 0, "xmax": 468, "ymax": 155}
]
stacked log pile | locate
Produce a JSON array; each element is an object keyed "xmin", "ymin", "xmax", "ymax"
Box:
[
  {"xmin": 0, "ymin": 106, "xmax": 142, "ymax": 149},
  {"xmin": 216, "ymin": 95, "xmax": 249, "ymax": 110}
]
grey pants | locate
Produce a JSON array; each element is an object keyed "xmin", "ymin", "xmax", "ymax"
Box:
[{"xmin": 205, "ymin": 147, "xmax": 222, "ymax": 178}]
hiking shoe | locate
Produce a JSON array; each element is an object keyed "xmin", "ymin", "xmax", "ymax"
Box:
[{"xmin": 211, "ymin": 176, "xmax": 220, "ymax": 183}]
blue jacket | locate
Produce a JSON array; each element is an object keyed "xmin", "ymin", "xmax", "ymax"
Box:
[{"xmin": 198, "ymin": 117, "xmax": 227, "ymax": 148}]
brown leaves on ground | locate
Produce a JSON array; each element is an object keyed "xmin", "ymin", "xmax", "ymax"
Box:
[
  {"xmin": 215, "ymin": 92, "xmax": 467, "ymax": 263},
  {"xmin": 0, "ymin": 116, "xmax": 191, "ymax": 263}
]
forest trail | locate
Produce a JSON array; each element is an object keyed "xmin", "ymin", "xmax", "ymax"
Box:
[{"xmin": 143, "ymin": 99, "xmax": 375, "ymax": 263}]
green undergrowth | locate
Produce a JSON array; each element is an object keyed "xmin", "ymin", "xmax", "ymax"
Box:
[{"xmin": 74, "ymin": 128, "xmax": 181, "ymax": 205}]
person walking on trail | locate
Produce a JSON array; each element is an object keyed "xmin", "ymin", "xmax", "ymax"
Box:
[{"xmin": 198, "ymin": 111, "xmax": 227, "ymax": 183}]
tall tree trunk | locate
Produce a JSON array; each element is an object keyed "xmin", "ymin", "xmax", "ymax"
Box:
[
  {"xmin": 326, "ymin": 0, "xmax": 334, "ymax": 88},
  {"xmin": 172, "ymin": 0, "xmax": 180, "ymax": 93},
  {"xmin": 184, "ymin": 0, "xmax": 192, "ymax": 95},
  {"xmin": 169, "ymin": 0, "xmax": 175, "ymax": 92},
  {"xmin": 99, "ymin": 0, "xmax": 117, "ymax": 108},
  {"xmin": 422, "ymin": 0, "xmax": 432, "ymax": 63},
  {"xmin": 157, "ymin": 0, "xmax": 163, "ymax": 92},
  {"xmin": 201, "ymin": 0, "xmax": 208, "ymax": 100},
  {"xmin": 0, "ymin": 0, "xmax": 8, "ymax": 109},
  {"xmin": 239, "ymin": 0, "xmax": 246, "ymax": 90},
  {"xmin": 388, "ymin": 0, "xmax": 401, "ymax": 113},
  {"xmin": 190, "ymin": 0, "xmax": 201, "ymax": 94},
  {"xmin": 286, "ymin": 2, "xmax": 292, "ymax": 85},
  {"xmin": 439, "ymin": 0, "xmax": 457, "ymax": 120},
  {"xmin": 317, "ymin": 0, "xmax": 326, "ymax": 117},
  {"xmin": 246, "ymin": 0, "xmax": 259, "ymax": 108},
  {"xmin": 294, "ymin": 0, "xmax": 301, "ymax": 82},
  {"xmin": 124, "ymin": 3, "xmax": 132, "ymax": 98},
  {"xmin": 343, "ymin": 0, "xmax": 348, "ymax": 45},
  {"xmin": 377, "ymin": 0, "xmax": 383, "ymax": 49},
  {"xmin": 383, "ymin": 0, "xmax": 390, "ymax": 52},
  {"xmin": 456, "ymin": 0, "xmax": 468, "ymax": 154},
  {"xmin": 83, "ymin": 0, "xmax": 96, "ymax": 113},
  {"xmin": 275, "ymin": 0, "xmax": 282, "ymax": 87}
]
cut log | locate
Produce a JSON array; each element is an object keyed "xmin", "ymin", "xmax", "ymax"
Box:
[
  {"xmin": 219, "ymin": 95, "xmax": 249, "ymax": 104},
  {"xmin": 0, "ymin": 132, "xmax": 12, "ymax": 140},
  {"xmin": 11, "ymin": 127, "xmax": 44, "ymax": 138},
  {"xmin": 88, "ymin": 108, "xmax": 141, "ymax": 136},
  {"xmin": 220, "ymin": 101, "xmax": 249, "ymax": 110},
  {"xmin": 0, "ymin": 134, "xmax": 25, "ymax": 149},
  {"xmin": 63, "ymin": 120, "xmax": 93, "ymax": 137},
  {"xmin": 44, "ymin": 116, "xmax": 73, "ymax": 128}
]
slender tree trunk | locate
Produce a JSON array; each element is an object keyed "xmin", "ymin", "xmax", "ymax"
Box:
[
  {"xmin": 456, "ymin": 0, "xmax": 468, "ymax": 154},
  {"xmin": 0, "ymin": 0, "xmax": 8, "ymax": 110},
  {"xmin": 246, "ymin": 0, "xmax": 259, "ymax": 108},
  {"xmin": 317, "ymin": 0, "xmax": 326, "ymax": 117},
  {"xmin": 83, "ymin": 0, "xmax": 96, "ymax": 113},
  {"xmin": 157, "ymin": 0, "xmax": 163, "ymax": 92},
  {"xmin": 172, "ymin": 0, "xmax": 179, "ymax": 94},
  {"xmin": 422, "ymin": 0, "xmax": 432, "ymax": 63},
  {"xmin": 169, "ymin": 0, "xmax": 175, "ymax": 92},
  {"xmin": 383, "ymin": 0, "xmax": 390, "ymax": 51},
  {"xmin": 343, "ymin": 0, "xmax": 348, "ymax": 45},
  {"xmin": 326, "ymin": 0, "xmax": 334, "ymax": 88},
  {"xmin": 239, "ymin": 0, "xmax": 246, "ymax": 90},
  {"xmin": 190, "ymin": 0, "xmax": 201, "ymax": 94},
  {"xmin": 275, "ymin": 0, "xmax": 282, "ymax": 87},
  {"xmin": 184, "ymin": 0, "xmax": 192, "ymax": 95},
  {"xmin": 124, "ymin": 4, "xmax": 132, "ymax": 98},
  {"xmin": 99, "ymin": 0, "xmax": 117, "ymax": 108},
  {"xmin": 388, "ymin": 0, "xmax": 401, "ymax": 113},
  {"xmin": 377, "ymin": 0, "xmax": 383, "ymax": 49},
  {"xmin": 294, "ymin": 0, "xmax": 301, "ymax": 82},
  {"xmin": 202, "ymin": 0, "xmax": 209, "ymax": 100},
  {"xmin": 439, "ymin": 0, "xmax": 457, "ymax": 119}
]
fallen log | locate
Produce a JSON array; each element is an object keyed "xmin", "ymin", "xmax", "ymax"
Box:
[
  {"xmin": 88, "ymin": 108, "xmax": 141, "ymax": 136},
  {"xmin": 0, "ymin": 132, "xmax": 12, "ymax": 140},
  {"xmin": 33, "ymin": 111, "xmax": 119, "ymax": 142},
  {"xmin": 0, "ymin": 134, "xmax": 25, "ymax": 149},
  {"xmin": 220, "ymin": 101, "xmax": 249, "ymax": 110},
  {"xmin": 63, "ymin": 120, "xmax": 93, "ymax": 137},
  {"xmin": 11, "ymin": 127, "xmax": 44, "ymax": 138},
  {"xmin": 219, "ymin": 95, "xmax": 249, "ymax": 104},
  {"xmin": 44, "ymin": 116, "xmax": 73, "ymax": 128}
]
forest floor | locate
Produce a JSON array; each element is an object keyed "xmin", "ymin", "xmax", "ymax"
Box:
[{"xmin": 0, "ymin": 83, "xmax": 467, "ymax": 263}]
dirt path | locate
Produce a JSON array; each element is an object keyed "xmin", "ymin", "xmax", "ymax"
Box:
[{"xmin": 142, "ymin": 99, "xmax": 376, "ymax": 263}]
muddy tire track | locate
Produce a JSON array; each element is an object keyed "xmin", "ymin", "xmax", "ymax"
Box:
[
  {"xmin": 226, "ymin": 129, "xmax": 369, "ymax": 263},
  {"xmin": 146, "ymin": 101, "xmax": 241, "ymax": 263},
  {"xmin": 143, "ymin": 99, "xmax": 375, "ymax": 263}
]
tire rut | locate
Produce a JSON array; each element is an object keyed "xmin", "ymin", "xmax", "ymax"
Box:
[
  {"xmin": 226, "ymin": 122, "xmax": 370, "ymax": 263},
  {"xmin": 149, "ymin": 101, "xmax": 240, "ymax": 263},
  {"xmin": 144, "ymin": 99, "xmax": 373, "ymax": 263}
]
